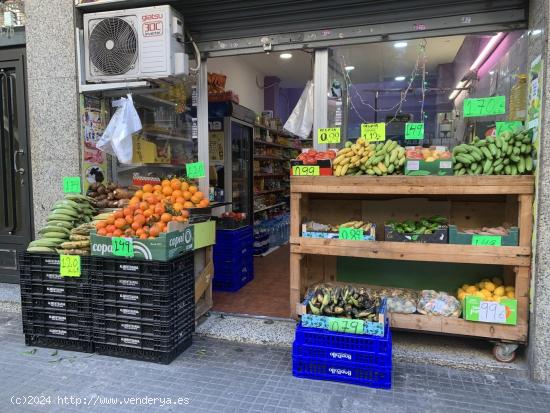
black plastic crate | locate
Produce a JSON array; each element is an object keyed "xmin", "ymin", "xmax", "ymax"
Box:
[
  {"xmin": 93, "ymin": 309, "xmax": 194, "ymax": 336},
  {"xmin": 90, "ymin": 283, "xmax": 193, "ymax": 307},
  {"xmin": 20, "ymin": 280, "xmax": 90, "ymax": 300},
  {"xmin": 91, "ymin": 296, "xmax": 192, "ymax": 322},
  {"xmin": 90, "ymin": 269, "xmax": 191, "ymax": 293},
  {"xmin": 23, "ymin": 321, "xmax": 91, "ymax": 342},
  {"xmin": 24, "ymin": 335, "xmax": 94, "ymax": 353},
  {"xmin": 93, "ymin": 324, "xmax": 192, "ymax": 352},
  {"xmin": 21, "ymin": 294, "xmax": 91, "ymax": 313},
  {"xmin": 90, "ymin": 252, "xmax": 193, "ymax": 280},
  {"xmin": 18, "ymin": 252, "xmax": 90, "ymax": 279},
  {"xmin": 94, "ymin": 336, "xmax": 192, "ymax": 364},
  {"xmin": 22, "ymin": 308, "xmax": 91, "ymax": 328}
]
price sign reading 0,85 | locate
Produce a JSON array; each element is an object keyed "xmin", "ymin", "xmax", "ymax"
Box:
[
  {"xmin": 112, "ymin": 237, "xmax": 134, "ymax": 257},
  {"xmin": 292, "ymin": 165, "xmax": 320, "ymax": 176},
  {"xmin": 360, "ymin": 123, "xmax": 386, "ymax": 142},
  {"xmin": 463, "ymin": 96, "xmax": 506, "ymax": 117},
  {"xmin": 317, "ymin": 128, "xmax": 341, "ymax": 144}
]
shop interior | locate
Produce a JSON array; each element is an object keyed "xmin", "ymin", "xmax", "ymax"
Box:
[{"xmin": 204, "ymin": 29, "xmax": 529, "ymax": 318}]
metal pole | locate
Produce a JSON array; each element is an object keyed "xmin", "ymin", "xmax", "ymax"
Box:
[
  {"xmin": 197, "ymin": 58, "xmax": 209, "ymax": 195},
  {"xmin": 313, "ymin": 49, "xmax": 328, "ymax": 150}
]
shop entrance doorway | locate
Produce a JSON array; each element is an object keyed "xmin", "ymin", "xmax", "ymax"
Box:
[{"xmin": 0, "ymin": 48, "xmax": 33, "ymax": 283}]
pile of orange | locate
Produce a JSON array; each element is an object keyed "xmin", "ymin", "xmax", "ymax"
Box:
[{"xmin": 96, "ymin": 178, "xmax": 210, "ymax": 239}]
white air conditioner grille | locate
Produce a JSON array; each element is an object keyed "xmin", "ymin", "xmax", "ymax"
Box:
[{"xmin": 89, "ymin": 17, "xmax": 138, "ymax": 75}]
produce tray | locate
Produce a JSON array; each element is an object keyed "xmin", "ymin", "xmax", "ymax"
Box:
[
  {"xmin": 90, "ymin": 252, "xmax": 193, "ymax": 280},
  {"xmin": 24, "ymin": 335, "xmax": 94, "ymax": 353},
  {"xmin": 94, "ymin": 336, "xmax": 192, "ymax": 364},
  {"xmin": 22, "ymin": 308, "xmax": 91, "ymax": 328},
  {"xmin": 384, "ymin": 225, "xmax": 448, "ymax": 243},
  {"xmin": 93, "ymin": 326, "xmax": 192, "ymax": 352},
  {"xmin": 21, "ymin": 294, "xmax": 91, "ymax": 313},
  {"xmin": 90, "ymin": 284, "xmax": 194, "ymax": 308},
  {"xmin": 93, "ymin": 310, "xmax": 194, "ymax": 337},
  {"xmin": 448, "ymin": 225, "xmax": 519, "ymax": 246},
  {"xmin": 18, "ymin": 252, "xmax": 91, "ymax": 279},
  {"xmin": 20, "ymin": 280, "xmax": 90, "ymax": 300},
  {"xmin": 91, "ymin": 296, "xmax": 191, "ymax": 322},
  {"xmin": 23, "ymin": 322, "xmax": 92, "ymax": 343},
  {"xmin": 292, "ymin": 355, "xmax": 391, "ymax": 389}
]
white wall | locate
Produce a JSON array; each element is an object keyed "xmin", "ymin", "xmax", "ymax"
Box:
[{"xmin": 207, "ymin": 56, "xmax": 265, "ymax": 113}]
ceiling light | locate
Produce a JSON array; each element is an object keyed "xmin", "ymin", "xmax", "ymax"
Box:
[
  {"xmin": 489, "ymin": 71, "xmax": 495, "ymax": 75},
  {"xmin": 394, "ymin": 42, "xmax": 408, "ymax": 48},
  {"xmin": 280, "ymin": 53, "xmax": 292, "ymax": 59},
  {"xmin": 395, "ymin": 76, "xmax": 406, "ymax": 81},
  {"xmin": 345, "ymin": 65, "xmax": 355, "ymax": 71},
  {"xmin": 532, "ymin": 29, "xmax": 542, "ymax": 36}
]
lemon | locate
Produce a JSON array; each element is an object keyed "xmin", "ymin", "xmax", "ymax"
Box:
[
  {"xmin": 505, "ymin": 286, "xmax": 515, "ymax": 293},
  {"xmin": 461, "ymin": 284, "xmax": 470, "ymax": 291},
  {"xmin": 458, "ymin": 291, "xmax": 467, "ymax": 301},
  {"xmin": 466, "ymin": 286, "xmax": 478, "ymax": 294},
  {"xmin": 484, "ymin": 282, "xmax": 496, "ymax": 292},
  {"xmin": 492, "ymin": 277, "xmax": 503, "ymax": 286},
  {"xmin": 506, "ymin": 291, "xmax": 516, "ymax": 299},
  {"xmin": 480, "ymin": 289, "xmax": 492, "ymax": 298},
  {"xmin": 477, "ymin": 282, "xmax": 485, "ymax": 289},
  {"xmin": 494, "ymin": 286, "xmax": 505, "ymax": 297}
]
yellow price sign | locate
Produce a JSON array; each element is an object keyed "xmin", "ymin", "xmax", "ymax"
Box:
[
  {"xmin": 361, "ymin": 123, "xmax": 386, "ymax": 142},
  {"xmin": 292, "ymin": 165, "xmax": 320, "ymax": 176},
  {"xmin": 60, "ymin": 255, "xmax": 81, "ymax": 277},
  {"xmin": 317, "ymin": 128, "xmax": 341, "ymax": 144}
]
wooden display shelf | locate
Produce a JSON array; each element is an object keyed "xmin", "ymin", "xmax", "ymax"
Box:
[
  {"xmin": 290, "ymin": 175, "xmax": 535, "ymax": 345},
  {"xmin": 290, "ymin": 237, "xmax": 531, "ymax": 266}
]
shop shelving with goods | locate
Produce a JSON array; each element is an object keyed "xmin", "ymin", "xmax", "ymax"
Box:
[{"xmin": 289, "ymin": 175, "xmax": 534, "ymax": 359}]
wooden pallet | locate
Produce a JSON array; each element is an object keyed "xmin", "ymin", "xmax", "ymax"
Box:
[{"xmin": 290, "ymin": 175, "xmax": 535, "ymax": 343}]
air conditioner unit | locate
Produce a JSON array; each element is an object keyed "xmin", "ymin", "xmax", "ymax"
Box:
[{"xmin": 83, "ymin": 5, "xmax": 188, "ymax": 83}]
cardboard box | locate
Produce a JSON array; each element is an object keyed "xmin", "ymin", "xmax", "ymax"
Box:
[
  {"xmin": 463, "ymin": 296, "xmax": 517, "ymax": 325},
  {"xmin": 290, "ymin": 159, "xmax": 333, "ymax": 176},
  {"xmin": 132, "ymin": 135, "xmax": 158, "ymax": 164},
  {"xmin": 448, "ymin": 225, "xmax": 519, "ymax": 246},
  {"xmin": 302, "ymin": 224, "xmax": 376, "ymax": 241},
  {"xmin": 384, "ymin": 225, "xmax": 448, "ymax": 243},
  {"xmin": 405, "ymin": 159, "xmax": 453, "ymax": 176}
]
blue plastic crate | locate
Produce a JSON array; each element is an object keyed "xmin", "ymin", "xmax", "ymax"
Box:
[
  {"xmin": 292, "ymin": 355, "xmax": 392, "ymax": 389},
  {"xmin": 214, "ymin": 242, "xmax": 253, "ymax": 264},
  {"xmin": 213, "ymin": 259, "xmax": 254, "ymax": 292},
  {"xmin": 216, "ymin": 226, "xmax": 253, "ymax": 242},
  {"xmin": 294, "ymin": 322, "xmax": 391, "ymax": 354}
]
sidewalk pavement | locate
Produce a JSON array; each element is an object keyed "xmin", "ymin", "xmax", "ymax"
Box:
[{"xmin": 1, "ymin": 311, "xmax": 549, "ymax": 413}]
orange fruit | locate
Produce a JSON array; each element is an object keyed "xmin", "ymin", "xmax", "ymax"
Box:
[
  {"xmin": 199, "ymin": 199, "xmax": 210, "ymax": 208},
  {"xmin": 180, "ymin": 210, "xmax": 190, "ymax": 218},
  {"xmin": 181, "ymin": 182, "xmax": 189, "ymax": 191},
  {"xmin": 143, "ymin": 209, "xmax": 153, "ymax": 218},
  {"xmin": 135, "ymin": 189, "xmax": 144, "ymax": 198},
  {"xmin": 143, "ymin": 184, "xmax": 154, "ymax": 193},
  {"xmin": 162, "ymin": 186, "xmax": 173, "ymax": 196},
  {"xmin": 97, "ymin": 228, "xmax": 108, "ymax": 236},
  {"xmin": 114, "ymin": 218, "xmax": 127, "ymax": 229},
  {"xmin": 125, "ymin": 215, "xmax": 134, "ymax": 224},
  {"xmin": 190, "ymin": 194, "xmax": 201, "ymax": 204},
  {"xmin": 106, "ymin": 224, "xmax": 116, "ymax": 233},
  {"xmin": 136, "ymin": 228, "xmax": 145, "ymax": 236},
  {"xmin": 140, "ymin": 233, "xmax": 148, "ymax": 240},
  {"xmin": 173, "ymin": 202, "xmax": 183, "ymax": 212},
  {"xmin": 155, "ymin": 204, "xmax": 166, "ymax": 215},
  {"xmin": 129, "ymin": 196, "xmax": 140, "ymax": 206},
  {"xmin": 153, "ymin": 190, "xmax": 163, "ymax": 196},
  {"xmin": 175, "ymin": 196, "xmax": 185, "ymax": 204},
  {"xmin": 194, "ymin": 191, "xmax": 204, "ymax": 200},
  {"xmin": 188, "ymin": 185, "xmax": 198, "ymax": 194},
  {"xmin": 172, "ymin": 189, "xmax": 183, "ymax": 198},
  {"xmin": 170, "ymin": 179, "xmax": 182, "ymax": 190},
  {"xmin": 122, "ymin": 207, "xmax": 132, "ymax": 216},
  {"xmin": 153, "ymin": 184, "xmax": 162, "ymax": 192},
  {"xmin": 139, "ymin": 201, "xmax": 149, "ymax": 211},
  {"xmin": 175, "ymin": 216, "xmax": 186, "ymax": 222},
  {"xmin": 113, "ymin": 229, "xmax": 124, "ymax": 237},
  {"xmin": 161, "ymin": 179, "xmax": 171, "ymax": 187},
  {"xmin": 183, "ymin": 201, "xmax": 194, "ymax": 209},
  {"xmin": 149, "ymin": 225, "xmax": 161, "ymax": 237},
  {"xmin": 161, "ymin": 213, "xmax": 173, "ymax": 223},
  {"xmin": 183, "ymin": 191, "xmax": 192, "ymax": 200},
  {"xmin": 113, "ymin": 210, "xmax": 124, "ymax": 219},
  {"xmin": 106, "ymin": 216, "xmax": 115, "ymax": 225},
  {"xmin": 96, "ymin": 221, "xmax": 107, "ymax": 229},
  {"xmin": 131, "ymin": 221, "xmax": 141, "ymax": 231}
]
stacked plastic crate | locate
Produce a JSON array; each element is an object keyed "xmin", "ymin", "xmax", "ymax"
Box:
[
  {"xmin": 292, "ymin": 323, "xmax": 392, "ymax": 389},
  {"xmin": 213, "ymin": 226, "xmax": 254, "ymax": 291},
  {"xmin": 90, "ymin": 252, "xmax": 195, "ymax": 364},
  {"xmin": 19, "ymin": 253, "xmax": 93, "ymax": 353}
]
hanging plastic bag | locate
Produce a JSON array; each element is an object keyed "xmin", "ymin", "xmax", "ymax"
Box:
[
  {"xmin": 96, "ymin": 94, "xmax": 142, "ymax": 164},
  {"xmin": 284, "ymin": 80, "xmax": 313, "ymax": 139}
]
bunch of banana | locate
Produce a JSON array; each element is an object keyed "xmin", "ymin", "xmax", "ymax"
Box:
[
  {"xmin": 306, "ymin": 284, "xmax": 380, "ymax": 320},
  {"xmin": 453, "ymin": 130, "xmax": 534, "ymax": 176},
  {"xmin": 339, "ymin": 221, "xmax": 373, "ymax": 232},
  {"xmin": 332, "ymin": 137, "xmax": 376, "ymax": 176},
  {"xmin": 362, "ymin": 140, "xmax": 406, "ymax": 176},
  {"xmin": 55, "ymin": 223, "xmax": 95, "ymax": 256},
  {"xmin": 27, "ymin": 194, "xmax": 96, "ymax": 253}
]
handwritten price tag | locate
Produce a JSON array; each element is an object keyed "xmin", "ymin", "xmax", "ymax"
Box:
[
  {"xmin": 495, "ymin": 121, "xmax": 523, "ymax": 137},
  {"xmin": 60, "ymin": 255, "xmax": 81, "ymax": 277},
  {"xmin": 478, "ymin": 301, "xmax": 507, "ymax": 323},
  {"xmin": 360, "ymin": 123, "xmax": 386, "ymax": 142},
  {"xmin": 63, "ymin": 177, "xmax": 81, "ymax": 194},
  {"xmin": 338, "ymin": 227, "xmax": 363, "ymax": 240},
  {"xmin": 292, "ymin": 165, "xmax": 320, "ymax": 176},
  {"xmin": 328, "ymin": 318, "xmax": 365, "ymax": 334},
  {"xmin": 317, "ymin": 128, "xmax": 341, "ymax": 144},
  {"xmin": 463, "ymin": 96, "xmax": 506, "ymax": 117},
  {"xmin": 112, "ymin": 237, "xmax": 134, "ymax": 257},
  {"xmin": 186, "ymin": 161, "xmax": 206, "ymax": 179},
  {"xmin": 405, "ymin": 123, "xmax": 424, "ymax": 140},
  {"xmin": 471, "ymin": 235, "xmax": 502, "ymax": 246}
]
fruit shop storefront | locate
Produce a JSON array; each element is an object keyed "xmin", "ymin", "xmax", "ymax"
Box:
[{"xmin": 14, "ymin": 0, "xmax": 550, "ymax": 383}]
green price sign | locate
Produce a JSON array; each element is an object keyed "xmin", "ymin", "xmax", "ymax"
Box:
[
  {"xmin": 471, "ymin": 235, "xmax": 502, "ymax": 246},
  {"xmin": 63, "ymin": 177, "xmax": 81, "ymax": 194},
  {"xmin": 463, "ymin": 96, "xmax": 506, "ymax": 117},
  {"xmin": 338, "ymin": 227, "xmax": 363, "ymax": 241},
  {"xmin": 495, "ymin": 121, "xmax": 523, "ymax": 137},
  {"xmin": 328, "ymin": 317, "xmax": 365, "ymax": 334},
  {"xmin": 292, "ymin": 165, "xmax": 320, "ymax": 176},
  {"xmin": 186, "ymin": 161, "xmax": 206, "ymax": 179},
  {"xmin": 112, "ymin": 237, "xmax": 134, "ymax": 257},
  {"xmin": 317, "ymin": 128, "xmax": 341, "ymax": 144},
  {"xmin": 60, "ymin": 255, "xmax": 81, "ymax": 277},
  {"xmin": 360, "ymin": 123, "xmax": 386, "ymax": 142},
  {"xmin": 405, "ymin": 123, "xmax": 425, "ymax": 140}
]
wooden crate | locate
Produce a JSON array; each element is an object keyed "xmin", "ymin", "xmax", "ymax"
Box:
[
  {"xmin": 290, "ymin": 176, "xmax": 535, "ymax": 344},
  {"xmin": 194, "ymin": 246, "xmax": 213, "ymax": 324}
]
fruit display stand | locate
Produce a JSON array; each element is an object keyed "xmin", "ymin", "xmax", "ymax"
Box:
[{"xmin": 290, "ymin": 175, "xmax": 534, "ymax": 360}]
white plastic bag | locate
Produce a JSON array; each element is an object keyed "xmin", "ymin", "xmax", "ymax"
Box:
[
  {"xmin": 96, "ymin": 94, "xmax": 142, "ymax": 164},
  {"xmin": 284, "ymin": 81, "xmax": 313, "ymax": 139}
]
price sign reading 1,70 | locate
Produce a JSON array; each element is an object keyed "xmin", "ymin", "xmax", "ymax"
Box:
[{"xmin": 463, "ymin": 96, "xmax": 506, "ymax": 117}]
